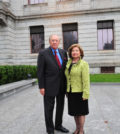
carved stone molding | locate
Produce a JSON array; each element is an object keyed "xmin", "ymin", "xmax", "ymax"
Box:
[
  {"xmin": 0, "ymin": 1, "xmax": 15, "ymax": 26},
  {"xmin": 17, "ymin": 7, "xmax": 120, "ymax": 20}
]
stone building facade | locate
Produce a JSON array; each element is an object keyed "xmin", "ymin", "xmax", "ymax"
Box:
[{"xmin": 0, "ymin": 0, "xmax": 120, "ymax": 73}]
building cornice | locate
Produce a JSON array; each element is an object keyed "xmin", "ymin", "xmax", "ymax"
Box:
[
  {"xmin": 17, "ymin": 7, "xmax": 120, "ymax": 20},
  {"xmin": 1, "ymin": 6, "xmax": 120, "ymax": 22}
]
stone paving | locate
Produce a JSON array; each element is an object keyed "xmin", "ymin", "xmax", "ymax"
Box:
[{"xmin": 0, "ymin": 83, "xmax": 120, "ymax": 134}]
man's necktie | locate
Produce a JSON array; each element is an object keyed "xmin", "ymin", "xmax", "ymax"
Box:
[{"xmin": 54, "ymin": 50, "xmax": 61, "ymax": 68}]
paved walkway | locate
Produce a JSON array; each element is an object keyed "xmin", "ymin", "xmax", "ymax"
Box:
[{"xmin": 0, "ymin": 83, "xmax": 120, "ymax": 134}]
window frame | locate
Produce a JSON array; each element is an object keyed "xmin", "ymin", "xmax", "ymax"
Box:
[
  {"xmin": 28, "ymin": 0, "xmax": 46, "ymax": 4},
  {"xmin": 62, "ymin": 23, "xmax": 78, "ymax": 50},
  {"xmin": 30, "ymin": 25, "xmax": 45, "ymax": 54},
  {"xmin": 101, "ymin": 66, "xmax": 115, "ymax": 73},
  {"xmin": 97, "ymin": 20, "xmax": 114, "ymax": 51}
]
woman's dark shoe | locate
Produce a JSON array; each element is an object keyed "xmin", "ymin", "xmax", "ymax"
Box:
[
  {"xmin": 73, "ymin": 130, "xmax": 79, "ymax": 134},
  {"xmin": 78, "ymin": 131, "xmax": 84, "ymax": 134}
]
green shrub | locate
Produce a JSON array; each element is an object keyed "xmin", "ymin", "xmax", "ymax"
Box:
[{"xmin": 0, "ymin": 65, "xmax": 37, "ymax": 85}]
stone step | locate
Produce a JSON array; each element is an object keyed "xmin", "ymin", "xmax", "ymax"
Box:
[{"xmin": 0, "ymin": 79, "xmax": 37, "ymax": 100}]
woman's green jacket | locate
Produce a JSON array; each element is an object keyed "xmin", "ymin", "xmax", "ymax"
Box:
[{"xmin": 65, "ymin": 58, "xmax": 90, "ymax": 99}]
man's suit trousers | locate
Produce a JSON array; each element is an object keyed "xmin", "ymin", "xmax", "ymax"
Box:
[{"xmin": 43, "ymin": 94, "xmax": 65, "ymax": 133}]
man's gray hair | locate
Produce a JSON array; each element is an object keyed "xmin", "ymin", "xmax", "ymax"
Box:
[{"xmin": 49, "ymin": 34, "xmax": 60, "ymax": 41}]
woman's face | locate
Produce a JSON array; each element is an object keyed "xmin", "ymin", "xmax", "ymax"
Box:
[{"xmin": 71, "ymin": 47, "xmax": 80, "ymax": 59}]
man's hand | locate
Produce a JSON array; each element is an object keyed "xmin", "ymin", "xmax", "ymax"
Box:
[
  {"xmin": 83, "ymin": 98, "xmax": 87, "ymax": 101},
  {"xmin": 40, "ymin": 88, "xmax": 45, "ymax": 96}
]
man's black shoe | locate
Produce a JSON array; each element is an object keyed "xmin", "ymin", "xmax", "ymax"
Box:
[
  {"xmin": 48, "ymin": 132, "xmax": 54, "ymax": 134},
  {"xmin": 55, "ymin": 126, "xmax": 69, "ymax": 133}
]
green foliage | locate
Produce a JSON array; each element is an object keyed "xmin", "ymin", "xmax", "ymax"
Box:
[
  {"xmin": 1, "ymin": 65, "xmax": 120, "ymax": 85},
  {"xmin": 90, "ymin": 74, "xmax": 120, "ymax": 82},
  {"xmin": 0, "ymin": 65, "xmax": 37, "ymax": 85}
]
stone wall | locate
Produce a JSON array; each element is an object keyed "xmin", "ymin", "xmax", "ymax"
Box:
[
  {"xmin": 8, "ymin": 0, "xmax": 120, "ymax": 16},
  {"xmin": 12, "ymin": 11, "xmax": 120, "ymax": 69},
  {"xmin": 0, "ymin": 0, "xmax": 120, "ymax": 73},
  {"xmin": 0, "ymin": 16, "xmax": 15, "ymax": 65}
]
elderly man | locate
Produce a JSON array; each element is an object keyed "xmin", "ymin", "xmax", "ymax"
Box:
[{"xmin": 37, "ymin": 35, "xmax": 69, "ymax": 134}]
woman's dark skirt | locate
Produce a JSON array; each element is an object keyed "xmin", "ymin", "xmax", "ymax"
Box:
[{"xmin": 67, "ymin": 92, "xmax": 89, "ymax": 116}]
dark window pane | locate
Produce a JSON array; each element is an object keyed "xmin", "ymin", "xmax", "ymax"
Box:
[
  {"xmin": 30, "ymin": 26, "xmax": 44, "ymax": 34},
  {"xmin": 31, "ymin": 33, "xmax": 44, "ymax": 53},
  {"xmin": 101, "ymin": 67, "xmax": 115, "ymax": 73},
  {"xmin": 62, "ymin": 23, "xmax": 78, "ymax": 50},
  {"xmin": 107, "ymin": 22, "xmax": 113, "ymax": 29},
  {"xmin": 63, "ymin": 31, "xmax": 78, "ymax": 50},
  {"xmin": 103, "ymin": 22, "xmax": 108, "ymax": 29},
  {"xmin": 30, "ymin": 26, "xmax": 44, "ymax": 53},
  {"xmin": 62, "ymin": 23, "xmax": 77, "ymax": 32},
  {"xmin": 97, "ymin": 22, "xmax": 103, "ymax": 29},
  {"xmin": 97, "ymin": 20, "xmax": 113, "ymax": 29}
]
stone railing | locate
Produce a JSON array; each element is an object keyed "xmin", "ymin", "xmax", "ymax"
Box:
[{"xmin": 0, "ymin": 79, "xmax": 37, "ymax": 100}]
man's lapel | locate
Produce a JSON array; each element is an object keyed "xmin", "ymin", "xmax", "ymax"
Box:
[
  {"xmin": 59, "ymin": 49, "xmax": 65, "ymax": 67},
  {"xmin": 59, "ymin": 49, "xmax": 64, "ymax": 61}
]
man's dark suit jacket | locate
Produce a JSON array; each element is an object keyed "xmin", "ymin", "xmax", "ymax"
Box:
[{"xmin": 37, "ymin": 47, "xmax": 68, "ymax": 96}]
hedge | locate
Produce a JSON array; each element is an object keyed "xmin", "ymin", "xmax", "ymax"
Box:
[{"xmin": 0, "ymin": 65, "xmax": 37, "ymax": 85}]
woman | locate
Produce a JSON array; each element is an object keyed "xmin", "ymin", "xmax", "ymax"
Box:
[{"xmin": 65, "ymin": 44, "xmax": 90, "ymax": 134}]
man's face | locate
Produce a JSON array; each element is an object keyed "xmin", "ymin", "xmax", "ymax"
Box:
[{"xmin": 49, "ymin": 35, "xmax": 60, "ymax": 49}]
